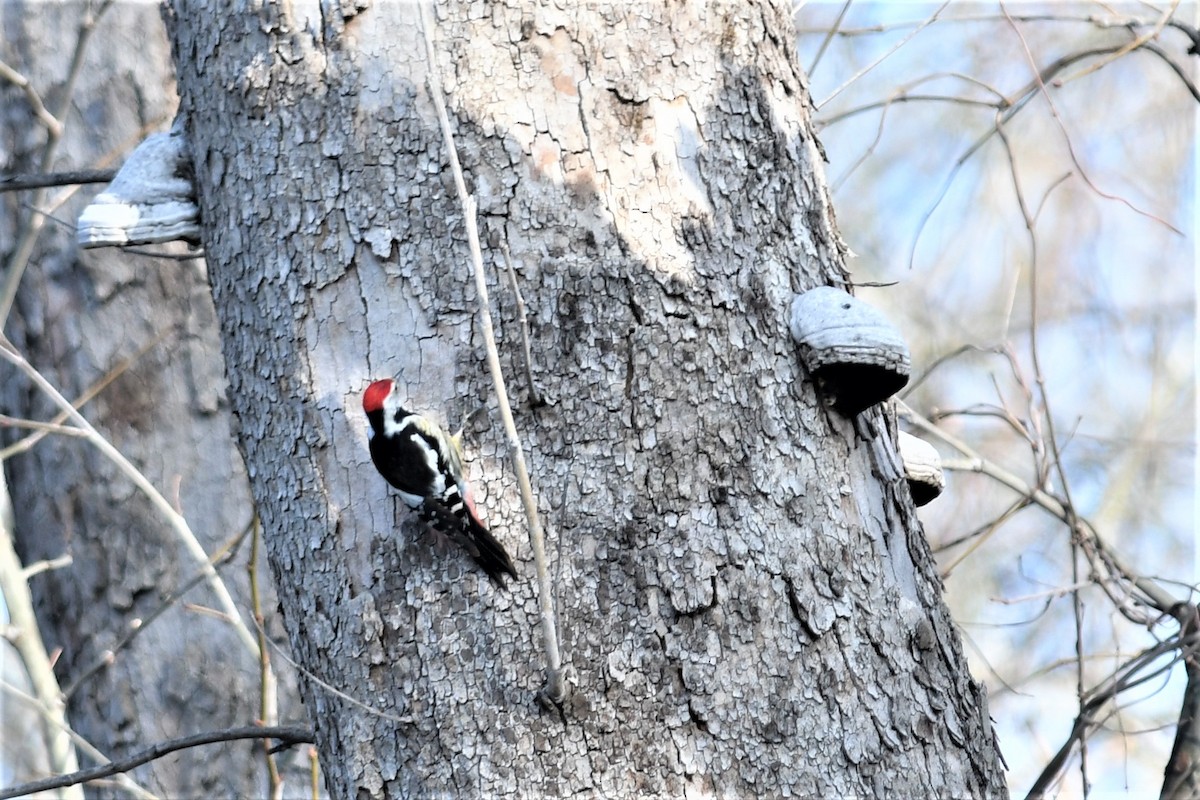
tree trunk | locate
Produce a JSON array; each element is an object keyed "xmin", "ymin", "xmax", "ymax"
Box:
[
  {"xmin": 165, "ymin": 0, "xmax": 1009, "ymax": 796},
  {"xmin": 2, "ymin": 4, "xmax": 307, "ymax": 796}
]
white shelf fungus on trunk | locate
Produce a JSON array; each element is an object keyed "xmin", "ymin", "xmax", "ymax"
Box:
[
  {"xmin": 789, "ymin": 286, "xmax": 911, "ymax": 416},
  {"xmin": 898, "ymin": 431, "xmax": 944, "ymax": 506},
  {"xmin": 77, "ymin": 120, "xmax": 200, "ymax": 248}
]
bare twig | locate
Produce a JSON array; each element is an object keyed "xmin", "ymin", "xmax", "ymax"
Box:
[
  {"xmin": 798, "ymin": 10, "xmax": 1194, "ymax": 37},
  {"xmin": 419, "ymin": 2, "xmax": 565, "ymax": 705},
  {"xmin": 1166, "ymin": 17, "xmax": 1200, "ymax": 54},
  {"xmin": 61, "ymin": 522, "xmax": 250, "ymax": 699},
  {"xmin": 0, "ymin": 168, "xmax": 117, "ymax": 192},
  {"xmin": 1161, "ymin": 608, "xmax": 1200, "ymax": 798},
  {"xmin": 904, "ymin": 43, "xmax": 1134, "ymax": 271},
  {"xmin": 902, "ymin": 343, "xmax": 1003, "ymax": 398},
  {"xmin": 818, "ymin": 67, "xmax": 1007, "ymax": 190},
  {"xmin": 817, "ymin": 0, "xmax": 952, "ymax": 109},
  {"xmin": 937, "ymin": 500, "xmax": 1026, "ymax": 576},
  {"xmin": 993, "ymin": 582, "xmax": 1093, "ymax": 606},
  {"xmin": 250, "ymin": 613, "xmax": 414, "ymax": 725},
  {"xmin": 0, "ymin": 335, "xmax": 265, "ymax": 665},
  {"xmin": 930, "ymin": 403, "xmax": 1036, "ymax": 447},
  {"xmin": 806, "ymin": 0, "xmax": 852, "ymax": 78},
  {"xmin": 0, "ymin": 1, "xmax": 112, "ymax": 327},
  {"xmin": 0, "ymin": 59, "xmax": 62, "ymax": 137},
  {"xmin": 0, "ymin": 678, "xmax": 156, "ymax": 800},
  {"xmin": 819, "ymin": 89, "xmax": 1004, "ymax": 128},
  {"xmin": 120, "ymin": 245, "xmax": 206, "ymax": 261},
  {"xmin": 248, "ymin": 515, "xmax": 282, "ymax": 798},
  {"xmin": 0, "ymin": 414, "xmax": 89, "ymax": 438},
  {"xmin": 1054, "ymin": 0, "xmax": 1180, "ymax": 85},
  {"xmin": 0, "ymin": 467, "xmax": 84, "ymax": 799},
  {"xmin": 1070, "ymin": 533, "xmax": 1089, "ymax": 797},
  {"xmin": 20, "ymin": 553, "xmax": 73, "ymax": 581},
  {"xmin": 497, "ymin": 239, "xmax": 543, "ymax": 406},
  {"xmin": 0, "ymin": 726, "xmax": 314, "ymax": 800},
  {"xmin": 1139, "ymin": 41, "xmax": 1200, "ymax": 104},
  {"xmin": 0, "ymin": 256, "xmax": 175, "ymax": 464},
  {"xmin": 1000, "ymin": 3, "xmax": 1183, "ymax": 236},
  {"xmin": 992, "ymin": 52, "xmax": 1089, "ymax": 789},
  {"xmin": 1026, "ymin": 633, "xmax": 1197, "ymax": 798},
  {"xmin": 902, "ymin": 404, "xmax": 1184, "ymax": 624},
  {"xmin": 308, "ymin": 746, "xmax": 321, "ymax": 800}
]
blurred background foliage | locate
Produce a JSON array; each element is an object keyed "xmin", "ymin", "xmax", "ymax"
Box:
[{"xmin": 794, "ymin": 2, "xmax": 1195, "ymax": 796}]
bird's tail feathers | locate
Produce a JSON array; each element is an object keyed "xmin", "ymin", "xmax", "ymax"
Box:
[
  {"xmin": 422, "ymin": 501, "xmax": 518, "ymax": 587},
  {"xmin": 465, "ymin": 515, "xmax": 518, "ymax": 586}
]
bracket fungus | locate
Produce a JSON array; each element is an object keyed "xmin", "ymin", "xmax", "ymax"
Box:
[
  {"xmin": 898, "ymin": 431, "xmax": 944, "ymax": 506},
  {"xmin": 789, "ymin": 286, "xmax": 911, "ymax": 416},
  {"xmin": 77, "ymin": 119, "xmax": 200, "ymax": 248}
]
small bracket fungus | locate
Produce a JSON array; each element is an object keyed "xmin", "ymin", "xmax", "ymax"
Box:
[
  {"xmin": 898, "ymin": 431, "xmax": 944, "ymax": 506},
  {"xmin": 789, "ymin": 286, "xmax": 911, "ymax": 416},
  {"xmin": 77, "ymin": 119, "xmax": 200, "ymax": 248}
]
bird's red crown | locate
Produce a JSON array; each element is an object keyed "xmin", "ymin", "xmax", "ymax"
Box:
[{"xmin": 362, "ymin": 379, "xmax": 395, "ymax": 413}]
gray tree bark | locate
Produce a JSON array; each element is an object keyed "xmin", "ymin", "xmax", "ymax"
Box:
[
  {"xmin": 165, "ymin": 0, "xmax": 1009, "ymax": 797},
  {"xmin": 1, "ymin": 4, "xmax": 308, "ymax": 797}
]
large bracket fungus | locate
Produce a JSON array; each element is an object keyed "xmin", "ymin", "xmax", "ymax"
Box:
[
  {"xmin": 789, "ymin": 286, "xmax": 911, "ymax": 416},
  {"xmin": 77, "ymin": 119, "xmax": 200, "ymax": 248}
]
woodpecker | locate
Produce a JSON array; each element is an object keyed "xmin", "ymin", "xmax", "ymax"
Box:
[{"xmin": 361, "ymin": 378, "xmax": 517, "ymax": 586}]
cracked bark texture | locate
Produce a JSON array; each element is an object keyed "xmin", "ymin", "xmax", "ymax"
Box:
[
  {"xmin": 165, "ymin": 0, "xmax": 1009, "ymax": 797},
  {"xmin": 1, "ymin": 4, "xmax": 310, "ymax": 797}
]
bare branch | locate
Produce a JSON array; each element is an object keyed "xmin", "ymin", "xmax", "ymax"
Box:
[
  {"xmin": 248, "ymin": 516, "xmax": 283, "ymax": 798},
  {"xmin": 1139, "ymin": 41, "xmax": 1200, "ymax": 103},
  {"xmin": 817, "ymin": 0, "xmax": 953, "ymax": 109},
  {"xmin": 902, "ymin": 404, "xmax": 1186, "ymax": 625},
  {"xmin": 250, "ymin": 613, "xmax": 414, "ymax": 725},
  {"xmin": 904, "ymin": 43, "xmax": 1134, "ymax": 271},
  {"xmin": 0, "ymin": 678, "xmax": 156, "ymax": 799},
  {"xmin": 937, "ymin": 500, "xmax": 1027, "ymax": 577},
  {"xmin": 0, "ymin": 58, "xmax": 62, "ymax": 137},
  {"xmin": 805, "ymin": 0, "xmax": 852, "ymax": 78},
  {"xmin": 0, "ymin": 168, "xmax": 117, "ymax": 192},
  {"xmin": 1027, "ymin": 633, "xmax": 1197, "ymax": 798},
  {"xmin": 0, "ymin": 414, "xmax": 88, "ymax": 439},
  {"xmin": 497, "ymin": 238, "xmax": 543, "ymax": 407},
  {"xmin": 0, "ymin": 726, "xmax": 314, "ymax": 800},
  {"xmin": 1000, "ymin": 4, "xmax": 1184, "ymax": 235},
  {"xmin": 0, "ymin": 335, "xmax": 265, "ymax": 666},
  {"xmin": 0, "ymin": 468, "xmax": 83, "ymax": 797},
  {"xmin": 901, "ymin": 343, "xmax": 1003, "ymax": 398},
  {"xmin": 20, "ymin": 553, "xmax": 73, "ymax": 581},
  {"xmin": 0, "ymin": 0, "xmax": 113, "ymax": 327},
  {"xmin": 1165, "ymin": 17, "xmax": 1200, "ymax": 54},
  {"xmin": 61, "ymin": 522, "xmax": 251, "ymax": 700},
  {"xmin": 419, "ymin": 1, "xmax": 566, "ymax": 705},
  {"xmin": 1161, "ymin": 609, "xmax": 1200, "ymax": 798},
  {"xmin": 820, "ymin": 92, "xmax": 1003, "ymax": 129},
  {"xmin": 1053, "ymin": 0, "xmax": 1180, "ymax": 85}
]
